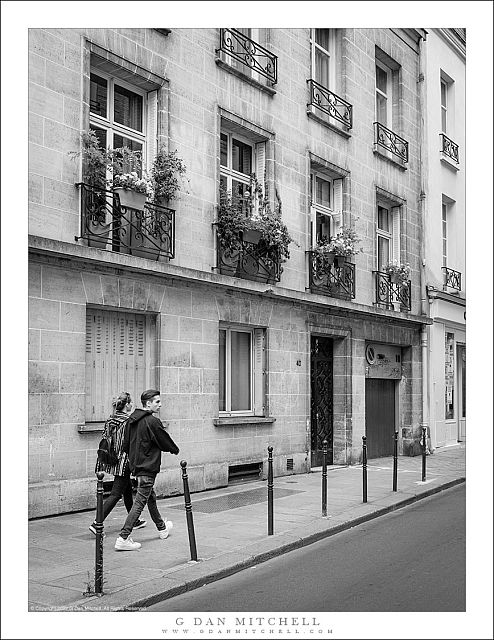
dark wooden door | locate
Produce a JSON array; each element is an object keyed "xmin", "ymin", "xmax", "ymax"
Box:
[
  {"xmin": 310, "ymin": 336, "xmax": 333, "ymax": 466},
  {"xmin": 365, "ymin": 378, "xmax": 396, "ymax": 458}
]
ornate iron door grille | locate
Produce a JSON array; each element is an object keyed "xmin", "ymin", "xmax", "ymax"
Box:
[
  {"xmin": 440, "ymin": 133, "xmax": 459, "ymax": 163},
  {"xmin": 307, "ymin": 79, "xmax": 353, "ymax": 128},
  {"xmin": 374, "ymin": 271, "xmax": 411, "ymax": 311},
  {"xmin": 307, "ymin": 252, "xmax": 356, "ymax": 299},
  {"xmin": 310, "ymin": 336, "xmax": 333, "ymax": 466},
  {"xmin": 442, "ymin": 266, "xmax": 461, "ymax": 291},
  {"xmin": 217, "ymin": 28, "xmax": 278, "ymax": 84},
  {"xmin": 374, "ymin": 122, "xmax": 409, "ymax": 163},
  {"xmin": 76, "ymin": 183, "xmax": 175, "ymax": 259}
]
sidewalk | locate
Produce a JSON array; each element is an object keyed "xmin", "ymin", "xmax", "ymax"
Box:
[{"xmin": 28, "ymin": 443, "xmax": 465, "ymax": 612}]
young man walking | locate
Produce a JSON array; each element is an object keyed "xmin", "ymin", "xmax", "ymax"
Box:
[{"xmin": 115, "ymin": 389, "xmax": 179, "ymax": 551}]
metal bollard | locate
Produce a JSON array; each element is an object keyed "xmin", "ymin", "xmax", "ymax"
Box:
[
  {"xmin": 180, "ymin": 461, "xmax": 198, "ymax": 561},
  {"xmin": 322, "ymin": 439, "xmax": 328, "ymax": 517},
  {"xmin": 393, "ymin": 431, "xmax": 398, "ymax": 492},
  {"xmin": 267, "ymin": 446, "xmax": 274, "ymax": 535},
  {"xmin": 362, "ymin": 436, "xmax": 368, "ymax": 503},
  {"xmin": 421, "ymin": 427, "xmax": 427, "ymax": 482},
  {"xmin": 95, "ymin": 471, "xmax": 105, "ymax": 595}
]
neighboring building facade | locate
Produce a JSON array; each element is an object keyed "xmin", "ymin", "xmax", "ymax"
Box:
[
  {"xmin": 422, "ymin": 29, "xmax": 466, "ymax": 449},
  {"xmin": 29, "ymin": 27, "xmax": 430, "ymax": 517}
]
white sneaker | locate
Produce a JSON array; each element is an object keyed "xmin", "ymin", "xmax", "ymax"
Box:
[
  {"xmin": 159, "ymin": 521, "xmax": 173, "ymax": 539},
  {"xmin": 115, "ymin": 536, "xmax": 141, "ymax": 551}
]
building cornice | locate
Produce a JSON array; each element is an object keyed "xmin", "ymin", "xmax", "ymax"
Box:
[
  {"xmin": 29, "ymin": 234, "xmax": 431, "ymax": 328},
  {"xmin": 433, "ymin": 28, "xmax": 466, "ymax": 61},
  {"xmin": 426, "ymin": 286, "xmax": 466, "ymax": 307}
]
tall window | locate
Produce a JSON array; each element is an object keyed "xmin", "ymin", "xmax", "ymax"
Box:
[
  {"xmin": 440, "ymin": 78, "xmax": 448, "ymax": 133},
  {"xmin": 375, "ymin": 61, "xmax": 392, "ymax": 127},
  {"xmin": 219, "ymin": 326, "xmax": 265, "ymax": 415},
  {"xmin": 310, "ymin": 171, "xmax": 343, "ymax": 246},
  {"xmin": 85, "ymin": 310, "xmax": 156, "ymax": 423},
  {"xmin": 377, "ymin": 203, "xmax": 400, "ymax": 271},
  {"xmin": 311, "ymin": 29, "xmax": 336, "ymax": 90},
  {"xmin": 442, "ymin": 202, "xmax": 448, "ymax": 267}
]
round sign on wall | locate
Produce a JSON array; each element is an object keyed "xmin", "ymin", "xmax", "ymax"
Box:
[{"xmin": 365, "ymin": 345, "xmax": 376, "ymax": 365}]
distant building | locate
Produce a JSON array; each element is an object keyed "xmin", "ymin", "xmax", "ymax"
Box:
[
  {"xmin": 422, "ymin": 29, "xmax": 466, "ymax": 449},
  {"xmin": 29, "ymin": 27, "xmax": 436, "ymax": 517}
]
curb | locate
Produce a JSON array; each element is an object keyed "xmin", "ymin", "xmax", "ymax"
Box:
[{"xmin": 122, "ymin": 477, "xmax": 466, "ymax": 611}]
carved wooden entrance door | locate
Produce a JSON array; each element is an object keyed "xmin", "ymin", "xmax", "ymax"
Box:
[{"xmin": 310, "ymin": 336, "xmax": 333, "ymax": 466}]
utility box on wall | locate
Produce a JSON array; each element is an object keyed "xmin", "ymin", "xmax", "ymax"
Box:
[{"xmin": 365, "ymin": 343, "xmax": 402, "ymax": 379}]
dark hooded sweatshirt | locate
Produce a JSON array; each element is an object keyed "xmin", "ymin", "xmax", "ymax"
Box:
[{"xmin": 122, "ymin": 409, "xmax": 179, "ymax": 477}]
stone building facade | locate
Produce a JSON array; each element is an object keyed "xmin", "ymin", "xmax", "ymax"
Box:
[{"xmin": 28, "ymin": 27, "xmax": 430, "ymax": 517}]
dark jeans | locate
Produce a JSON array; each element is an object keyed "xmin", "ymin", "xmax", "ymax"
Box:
[
  {"xmin": 120, "ymin": 475, "xmax": 166, "ymax": 539},
  {"xmin": 100, "ymin": 468, "xmax": 134, "ymax": 522}
]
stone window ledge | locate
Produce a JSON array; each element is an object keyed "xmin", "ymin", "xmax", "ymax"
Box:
[
  {"xmin": 373, "ymin": 147, "xmax": 408, "ymax": 171},
  {"xmin": 215, "ymin": 57, "xmax": 276, "ymax": 96},
  {"xmin": 213, "ymin": 416, "xmax": 276, "ymax": 426},
  {"xmin": 307, "ymin": 109, "xmax": 351, "ymax": 139},
  {"xmin": 440, "ymin": 154, "xmax": 460, "ymax": 172},
  {"xmin": 78, "ymin": 423, "xmax": 104, "ymax": 433}
]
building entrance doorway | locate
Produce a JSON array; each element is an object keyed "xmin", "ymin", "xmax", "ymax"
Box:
[
  {"xmin": 310, "ymin": 336, "xmax": 333, "ymax": 466},
  {"xmin": 365, "ymin": 378, "xmax": 396, "ymax": 458}
]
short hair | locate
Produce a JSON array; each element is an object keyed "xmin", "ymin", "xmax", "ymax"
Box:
[{"xmin": 141, "ymin": 389, "xmax": 161, "ymax": 407}]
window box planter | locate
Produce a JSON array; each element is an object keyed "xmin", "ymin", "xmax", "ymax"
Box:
[
  {"xmin": 241, "ymin": 228, "xmax": 262, "ymax": 244},
  {"xmin": 114, "ymin": 188, "xmax": 147, "ymax": 211}
]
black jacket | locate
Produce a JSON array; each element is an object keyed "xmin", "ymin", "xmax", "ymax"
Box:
[{"xmin": 122, "ymin": 409, "xmax": 179, "ymax": 477}]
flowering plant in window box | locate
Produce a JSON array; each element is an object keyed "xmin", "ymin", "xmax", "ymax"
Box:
[
  {"xmin": 312, "ymin": 227, "xmax": 362, "ymax": 267},
  {"xmin": 383, "ymin": 260, "xmax": 411, "ymax": 284}
]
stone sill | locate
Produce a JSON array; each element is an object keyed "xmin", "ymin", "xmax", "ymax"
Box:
[
  {"xmin": 78, "ymin": 423, "xmax": 104, "ymax": 433},
  {"xmin": 307, "ymin": 109, "xmax": 352, "ymax": 139},
  {"xmin": 373, "ymin": 146, "xmax": 408, "ymax": 171},
  {"xmin": 440, "ymin": 154, "xmax": 460, "ymax": 172},
  {"xmin": 215, "ymin": 57, "xmax": 276, "ymax": 95},
  {"xmin": 213, "ymin": 416, "xmax": 276, "ymax": 426}
]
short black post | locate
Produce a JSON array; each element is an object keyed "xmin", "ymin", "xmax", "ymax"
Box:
[
  {"xmin": 267, "ymin": 446, "xmax": 274, "ymax": 535},
  {"xmin": 94, "ymin": 471, "xmax": 105, "ymax": 595},
  {"xmin": 322, "ymin": 439, "xmax": 328, "ymax": 517},
  {"xmin": 421, "ymin": 427, "xmax": 427, "ymax": 482},
  {"xmin": 362, "ymin": 436, "xmax": 368, "ymax": 503},
  {"xmin": 180, "ymin": 460, "xmax": 198, "ymax": 561},
  {"xmin": 392, "ymin": 431, "xmax": 398, "ymax": 492}
]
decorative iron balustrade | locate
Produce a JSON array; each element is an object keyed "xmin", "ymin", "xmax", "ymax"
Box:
[
  {"xmin": 217, "ymin": 28, "xmax": 277, "ymax": 84},
  {"xmin": 374, "ymin": 122, "xmax": 409, "ymax": 163},
  {"xmin": 374, "ymin": 271, "xmax": 411, "ymax": 311},
  {"xmin": 216, "ymin": 234, "xmax": 281, "ymax": 284},
  {"xmin": 442, "ymin": 266, "xmax": 462, "ymax": 291},
  {"xmin": 307, "ymin": 79, "xmax": 353, "ymax": 129},
  {"xmin": 76, "ymin": 183, "xmax": 175, "ymax": 260},
  {"xmin": 440, "ymin": 133, "xmax": 459, "ymax": 163},
  {"xmin": 307, "ymin": 252, "xmax": 356, "ymax": 299}
]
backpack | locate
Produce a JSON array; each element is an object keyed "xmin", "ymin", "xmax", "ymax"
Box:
[{"xmin": 96, "ymin": 433, "xmax": 119, "ymax": 467}]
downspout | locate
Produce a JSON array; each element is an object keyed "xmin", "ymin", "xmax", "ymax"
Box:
[{"xmin": 417, "ymin": 31, "xmax": 431, "ymax": 452}]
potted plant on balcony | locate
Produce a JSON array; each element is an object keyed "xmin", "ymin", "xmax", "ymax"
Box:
[
  {"xmin": 322, "ymin": 226, "xmax": 363, "ymax": 268},
  {"xmin": 112, "ymin": 170, "xmax": 151, "ymax": 210},
  {"xmin": 383, "ymin": 260, "xmax": 411, "ymax": 285}
]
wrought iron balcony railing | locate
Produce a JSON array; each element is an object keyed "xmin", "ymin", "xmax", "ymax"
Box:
[
  {"xmin": 442, "ymin": 266, "xmax": 462, "ymax": 291},
  {"xmin": 374, "ymin": 122, "xmax": 409, "ymax": 163},
  {"xmin": 216, "ymin": 233, "xmax": 281, "ymax": 284},
  {"xmin": 307, "ymin": 79, "xmax": 353, "ymax": 129},
  {"xmin": 440, "ymin": 133, "xmax": 459, "ymax": 164},
  {"xmin": 374, "ymin": 271, "xmax": 411, "ymax": 311},
  {"xmin": 217, "ymin": 28, "xmax": 277, "ymax": 84},
  {"xmin": 307, "ymin": 252, "xmax": 356, "ymax": 300},
  {"xmin": 76, "ymin": 183, "xmax": 175, "ymax": 260}
]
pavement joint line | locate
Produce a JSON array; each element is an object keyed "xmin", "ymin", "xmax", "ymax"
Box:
[{"xmin": 117, "ymin": 476, "xmax": 466, "ymax": 612}]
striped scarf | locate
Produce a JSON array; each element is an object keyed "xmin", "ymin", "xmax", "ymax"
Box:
[{"xmin": 95, "ymin": 411, "xmax": 130, "ymax": 476}]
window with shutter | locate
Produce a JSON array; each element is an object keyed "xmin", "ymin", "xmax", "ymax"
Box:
[
  {"xmin": 310, "ymin": 171, "xmax": 344, "ymax": 248},
  {"xmin": 85, "ymin": 309, "xmax": 155, "ymax": 422}
]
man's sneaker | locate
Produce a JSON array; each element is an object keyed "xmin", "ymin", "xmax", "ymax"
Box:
[
  {"xmin": 89, "ymin": 522, "xmax": 106, "ymax": 538},
  {"xmin": 114, "ymin": 536, "xmax": 141, "ymax": 551},
  {"xmin": 133, "ymin": 519, "xmax": 147, "ymax": 530},
  {"xmin": 159, "ymin": 520, "xmax": 173, "ymax": 540}
]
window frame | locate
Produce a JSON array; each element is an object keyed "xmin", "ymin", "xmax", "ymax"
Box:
[
  {"xmin": 442, "ymin": 201, "xmax": 448, "ymax": 267},
  {"xmin": 310, "ymin": 28, "xmax": 336, "ymax": 90},
  {"xmin": 376, "ymin": 202, "xmax": 401, "ymax": 272},
  {"xmin": 310, "ymin": 170, "xmax": 337, "ymax": 247},
  {"xmin": 440, "ymin": 78, "xmax": 448, "ymax": 134},
  {"xmin": 375, "ymin": 60, "xmax": 392, "ymax": 127},
  {"xmin": 220, "ymin": 129, "xmax": 255, "ymax": 195}
]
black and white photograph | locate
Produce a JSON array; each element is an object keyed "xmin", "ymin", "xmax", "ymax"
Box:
[{"xmin": 1, "ymin": 1, "xmax": 493, "ymax": 639}]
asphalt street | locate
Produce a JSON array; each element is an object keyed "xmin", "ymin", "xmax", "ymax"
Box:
[{"xmin": 148, "ymin": 483, "xmax": 466, "ymax": 612}]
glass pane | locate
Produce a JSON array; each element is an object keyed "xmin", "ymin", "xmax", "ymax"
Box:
[
  {"xmin": 113, "ymin": 135, "xmax": 143, "ymax": 174},
  {"xmin": 315, "ymin": 49, "xmax": 330, "ymax": 87},
  {"xmin": 378, "ymin": 206, "xmax": 390, "ymax": 231},
  {"xmin": 316, "ymin": 212, "xmax": 331, "ymax": 243},
  {"xmin": 444, "ymin": 332, "xmax": 455, "ymax": 420},
  {"xmin": 220, "ymin": 133, "xmax": 228, "ymax": 167},
  {"xmin": 230, "ymin": 331, "xmax": 251, "ymax": 411},
  {"xmin": 315, "ymin": 176, "xmax": 331, "ymax": 208},
  {"xmin": 440, "ymin": 81, "xmax": 447, "ymax": 107},
  {"xmin": 315, "ymin": 29, "xmax": 330, "ymax": 50},
  {"xmin": 232, "ymin": 138, "xmax": 252, "ymax": 175},
  {"xmin": 378, "ymin": 236, "xmax": 390, "ymax": 271},
  {"xmin": 376, "ymin": 93, "xmax": 387, "ymax": 125},
  {"xmin": 219, "ymin": 330, "xmax": 226, "ymax": 412},
  {"xmin": 441, "ymin": 107, "xmax": 447, "ymax": 133},
  {"xmin": 376, "ymin": 65, "xmax": 388, "ymax": 94},
  {"xmin": 114, "ymin": 84, "xmax": 143, "ymax": 132},
  {"xmin": 232, "ymin": 180, "xmax": 250, "ymax": 216},
  {"xmin": 90, "ymin": 74, "xmax": 107, "ymax": 117}
]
